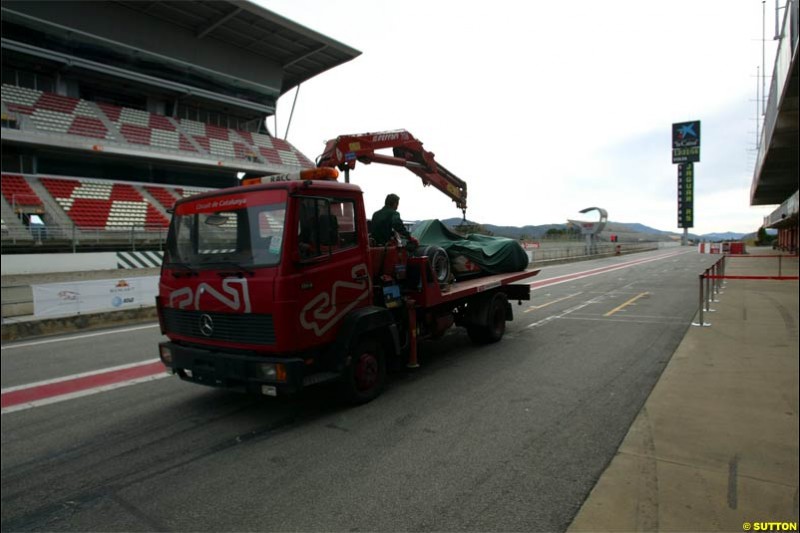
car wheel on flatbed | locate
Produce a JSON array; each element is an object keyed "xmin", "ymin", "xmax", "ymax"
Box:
[{"xmin": 339, "ymin": 337, "xmax": 386, "ymax": 404}]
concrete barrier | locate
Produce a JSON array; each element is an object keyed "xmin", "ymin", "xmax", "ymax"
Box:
[
  {"xmin": 1, "ymin": 252, "xmax": 119, "ymax": 275},
  {"xmin": 1, "ymin": 306, "xmax": 158, "ymax": 342},
  {"xmin": 2, "ymin": 268, "xmax": 160, "ymax": 319},
  {"xmin": 1, "ymin": 251, "xmax": 164, "ymax": 275}
]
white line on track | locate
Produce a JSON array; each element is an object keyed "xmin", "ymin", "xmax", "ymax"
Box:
[
  {"xmin": 2, "ymin": 323, "xmax": 159, "ymax": 350},
  {"xmin": 1, "ymin": 358, "xmax": 161, "ymax": 393},
  {"xmin": 524, "ymin": 250, "xmax": 693, "ymax": 328},
  {"xmin": 530, "ymin": 250, "xmax": 692, "ymax": 291},
  {"xmin": 2, "ymin": 373, "xmax": 170, "ymax": 415}
]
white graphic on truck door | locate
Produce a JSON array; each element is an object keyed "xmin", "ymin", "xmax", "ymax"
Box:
[
  {"xmin": 300, "ymin": 264, "xmax": 370, "ymax": 336},
  {"xmin": 169, "ymin": 278, "xmax": 252, "ymax": 313}
]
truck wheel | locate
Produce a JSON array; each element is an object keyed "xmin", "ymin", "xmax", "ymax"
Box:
[
  {"xmin": 340, "ymin": 338, "xmax": 386, "ymax": 404},
  {"xmin": 467, "ymin": 293, "xmax": 507, "ymax": 344}
]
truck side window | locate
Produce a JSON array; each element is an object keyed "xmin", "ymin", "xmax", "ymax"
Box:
[
  {"xmin": 297, "ymin": 197, "xmax": 358, "ymax": 258},
  {"xmin": 298, "ymin": 198, "xmax": 324, "ymax": 258},
  {"xmin": 330, "ymin": 199, "xmax": 357, "ymax": 248}
]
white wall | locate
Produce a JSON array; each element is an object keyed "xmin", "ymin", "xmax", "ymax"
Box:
[{"xmin": 1, "ymin": 253, "xmax": 118, "ymax": 275}]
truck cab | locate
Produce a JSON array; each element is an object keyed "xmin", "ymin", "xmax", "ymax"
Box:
[{"xmin": 158, "ymin": 171, "xmax": 390, "ymax": 398}]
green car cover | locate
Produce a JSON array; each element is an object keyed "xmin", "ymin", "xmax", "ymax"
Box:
[{"xmin": 412, "ymin": 219, "xmax": 529, "ymax": 277}]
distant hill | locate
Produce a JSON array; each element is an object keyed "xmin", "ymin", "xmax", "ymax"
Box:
[
  {"xmin": 700, "ymin": 231, "xmax": 747, "ymax": 241},
  {"xmin": 438, "ymin": 219, "xmax": 567, "ymax": 239},
  {"xmin": 422, "ymin": 218, "xmax": 750, "ymax": 243},
  {"xmin": 614, "ymin": 222, "xmax": 677, "ymax": 236}
]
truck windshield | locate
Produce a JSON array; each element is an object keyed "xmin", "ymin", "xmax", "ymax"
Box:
[{"xmin": 165, "ymin": 189, "xmax": 287, "ymax": 269}]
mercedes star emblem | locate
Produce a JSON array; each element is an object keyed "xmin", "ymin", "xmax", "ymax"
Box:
[{"xmin": 199, "ymin": 314, "xmax": 214, "ymax": 337}]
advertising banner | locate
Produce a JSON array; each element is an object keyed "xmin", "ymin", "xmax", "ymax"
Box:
[
  {"xmin": 32, "ymin": 276, "xmax": 159, "ymax": 318},
  {"xmin": 672, "ymin": 120, "xmax": 701, "ymax": 164}
]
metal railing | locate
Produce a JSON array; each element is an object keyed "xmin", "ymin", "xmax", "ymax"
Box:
[
  {"xmin": 693, "ymin": 253, "xmax": 799, "ymax": 327},
  {"xmin": 693, "ymin": 256, "xmax": 726, "ymax": 327},
  {"xmin": 1, "ymin": 224, "xmax": 168, "ymax": 252}
]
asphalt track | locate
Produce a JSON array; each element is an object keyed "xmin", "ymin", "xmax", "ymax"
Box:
[{"xmin": 1, "ymin": 248, "xmax": 722, "ymax": 532}]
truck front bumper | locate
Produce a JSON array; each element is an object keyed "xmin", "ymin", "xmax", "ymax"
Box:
[{"xmin": 159, "ymin": 342, "xmax": 308, "ymax": 396}]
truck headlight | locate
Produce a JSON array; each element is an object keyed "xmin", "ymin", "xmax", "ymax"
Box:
[
  {"xmin": 255, "ymin": 363, "xmax": 287, "ymax": 382},
  {"xmin": 159, "ymin": 345, "xmax": 173, "ymax": 365}
]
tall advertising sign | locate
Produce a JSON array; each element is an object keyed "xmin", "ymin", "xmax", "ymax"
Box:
[{"xmin": 672, "ymin": 120, "xmax": 700, "ymax": 239}]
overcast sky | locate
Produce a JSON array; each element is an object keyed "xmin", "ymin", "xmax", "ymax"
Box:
[{"xmin": 263, "ymin": 0, "xmax": 780, "ymax": 235}]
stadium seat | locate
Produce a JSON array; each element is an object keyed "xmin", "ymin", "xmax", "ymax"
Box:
[
  {"xmin": 251, "ymin": 132, "xmax": 314, "ymax": 167},
  {"xmin": 175, "ymin": 187, "xmax": 207, "ymax": 199},
  {"xmin": 96, "ymin": 103, "xmax": 196, "ymax": 153},
  {"xmin": 1, "ymin": 85, "xmax": 41, "ymax": 115},
  {"xmin": 1, "ymin": 174, "xmax": 43, "ymax": 208},
  {"xmin": 40, "ymin": 177, "xmax": 169, "ymax": 230},
  {"xmin": 144, "ymin": 185, "xmax": 181, "ymax": 210},
  {"xmin": 179, "ymin": 119, "xmax": 238, "ymax": 160},
  {"xmin": 2, "ymin": 84, "xmax": 314, "ymax": 168},
  {"xmin": 1, "ymin": 86, "xmax": 110, "ymax": 139}
]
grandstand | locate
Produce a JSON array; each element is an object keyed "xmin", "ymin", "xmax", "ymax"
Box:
[{"xmin": 1, "ymin": 0, "xmax": 360, "ymax": 252}]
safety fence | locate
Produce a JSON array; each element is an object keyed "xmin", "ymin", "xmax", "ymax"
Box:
[
  {"xmin": 2, "ymin": 224, "xmax": 168, "ymax": 252},
  {"xmin": 693, "ymin": 254, "xmax": 799, "ymax": 327},
  {"xmin": 527, "ymin": 241, "xmax": 671, "ymax": 265}
]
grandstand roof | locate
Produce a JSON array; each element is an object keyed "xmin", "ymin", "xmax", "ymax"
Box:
[
  {"xmin": 111, "ymin": 1, "xmax": 361, "ymax": 95},
  {"xmin": 2, "ymin": 1, "xmax": 361, "ymax": 110}
]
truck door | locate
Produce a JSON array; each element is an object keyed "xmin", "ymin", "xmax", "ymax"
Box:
[{"xmin": 292, "ymin": 194, "xmax": 370, "ymax": 345}]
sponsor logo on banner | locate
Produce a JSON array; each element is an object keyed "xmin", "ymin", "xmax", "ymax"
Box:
[
  {"xmin": 58, "ymin": 290, "xmax": 79, "ymax": 301},
  {"xmin": 112, "ymin": 296, "xmax": 136, "ymax": 307}
]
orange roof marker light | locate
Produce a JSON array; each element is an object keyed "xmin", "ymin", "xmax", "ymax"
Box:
[{"xmin": 242, "ymin": 167, "xmax": 339, "ymax": 187}]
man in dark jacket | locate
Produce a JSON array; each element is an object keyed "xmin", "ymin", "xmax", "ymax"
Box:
[{"xmin": 371, "ymin": 193, "xmax": 416, "ymax": 246}]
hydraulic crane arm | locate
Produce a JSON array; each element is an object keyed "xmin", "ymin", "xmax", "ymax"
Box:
[{"xmin": 316, "ymin": 129, "xmax": 468, "ymax": 214}]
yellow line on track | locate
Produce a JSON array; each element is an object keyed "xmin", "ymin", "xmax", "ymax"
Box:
[
  {"xmin": 604, "ymin": 292, "xmax": 649, "ymax": 317},
  {"xmin": 524, "ymin": 292, "xmax": 583, "ymax": 313}
]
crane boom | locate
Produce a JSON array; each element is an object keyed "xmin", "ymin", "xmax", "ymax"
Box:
[{"xmin": 316, "ymin": 129, "xmax": 468, "ymax": 214}]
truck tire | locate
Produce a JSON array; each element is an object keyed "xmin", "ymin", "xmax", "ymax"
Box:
[
  {"xmin": 466, "ymin": 293, "xmax": 508, "ymax": 344},
  {"xmin": 415, "ymin": 245, "xmax": 450, "ymax": 284},
  {"xmin": 339, "ymin": 338, "xmax": 386, "ymax": 405}
]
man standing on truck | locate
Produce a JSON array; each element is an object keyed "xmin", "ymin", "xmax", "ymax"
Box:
[{"xmin": 371, "ymin": 193, "xmax": 417, "ymax": 246}]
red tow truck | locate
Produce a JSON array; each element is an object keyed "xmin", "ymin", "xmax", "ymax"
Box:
[{"xmin": 157, "ymin": 130, "xmax": 540, "ymax": 403}]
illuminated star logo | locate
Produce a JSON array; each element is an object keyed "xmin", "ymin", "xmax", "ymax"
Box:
[{"xmin": 678, "ymin": 123, "xmax": 697, "ymax": 139}]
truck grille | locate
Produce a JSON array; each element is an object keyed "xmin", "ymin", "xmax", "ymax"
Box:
[{"xmin": 162, "ymin": 308, "xmax": 275, "ymax": 345}]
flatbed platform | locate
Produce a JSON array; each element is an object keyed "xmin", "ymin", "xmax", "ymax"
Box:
[{"xmin": 437, "ymin": 268, "xmax": 541, "ymax": 304}]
